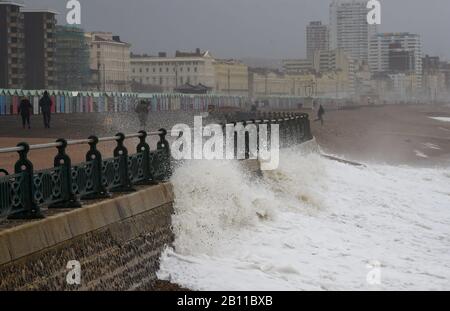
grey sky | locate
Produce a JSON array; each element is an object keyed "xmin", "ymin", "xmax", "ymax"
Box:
[{"xmin": 21, "ymin": 0, "xmax": 450, "ymax": 60}]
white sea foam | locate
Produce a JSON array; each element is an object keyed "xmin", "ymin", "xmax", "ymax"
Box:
[
  {"xmin": 414, "ymin": 150, "xmax": 429, "ymax": 158},
  {"xmin": 430, "ymin": 117, "xmax": 450, "ymax": 123},
  {"xmin": 158, "ymin": 145, "xmax": 450, "ymax": 290}
]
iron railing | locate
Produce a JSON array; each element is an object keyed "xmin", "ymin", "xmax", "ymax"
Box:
[
  {"xmin": 0, "ymin": 130, "xmax": 171, "ymax": 220},
  {"xmin": 0, "ymin": 112, "xmax": 312, "ymax": 220}
]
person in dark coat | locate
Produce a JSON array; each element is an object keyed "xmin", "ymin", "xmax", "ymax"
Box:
[
  {"xmin": 18, "ymin": 97, "xmax": 32, "ymax": 129},
  {"xmin": 39, "ymin": 91, "xmax": 52, "ymax": 128},
  {"xmin": 135, "ymin": 100, "xmax": 150, "ymax": 128},
  {"xmin": 315, "ymin": 104, "xmax": 325, "ymax": 126}
]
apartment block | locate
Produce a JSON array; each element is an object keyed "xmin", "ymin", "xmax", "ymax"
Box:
[
  {"xmin": 22, "ymin": 8, "xmax": 57, "ymax": 90},
  {"xmin": 0, "ymin": 1, "xmax": 25, "ymax": 89},
  {"xmin": 306, "ymin": 21, "xmax": 329, "ymax": 60},
  {"xmin": 329, "ymin": 0, "xmax": 377, "ymax": 62},
  {"xmin": 368, "ymin": 32, "xmax": 422, "ymax": 88}
]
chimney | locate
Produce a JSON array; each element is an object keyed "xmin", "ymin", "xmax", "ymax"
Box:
[
  {"xmin": 196, "ymin": 48, "xmax": 201, "ymax": 55},
  {"xmin": 112, "ymin": 36, "xmax": 121, "ymax": 42}
]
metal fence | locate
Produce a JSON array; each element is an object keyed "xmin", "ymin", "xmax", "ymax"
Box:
[
  {"xmin": 0, "ymin": 112, "xmax": 312, "ymax": 220},
  {"xmin": 0, "ymin": 130, "xmax": 171, "ymax": 220}
]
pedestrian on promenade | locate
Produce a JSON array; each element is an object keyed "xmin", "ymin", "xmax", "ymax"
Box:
[
  {"xmin": 18, "ymin": 97, "xmax": 32, "ymax": 129},
  {"xmin": 39, "ymin": 91, "xmax": 52, "ymax": 128},
  {"xmin": 314, "ymin": 104, "xmax": 325, "ymax": 126},
  {"xmin": 135, "ymin": 100, "xmax": 150, "ymax": 129}
]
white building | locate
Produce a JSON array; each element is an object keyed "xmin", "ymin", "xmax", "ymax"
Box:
[
  {"xmin": 86, "ymin": 32, "xmax": 131, "ymax": 92},
  {"xmin": 368, "ymin": 33, "xmax": 422, "ymax": 79},
  {"xmin": 130, "ymin": 49, "xmax": 215, "ymax": 93},
  {"xmin": 282, "ymin": 59, "xmax": 314, "ymax": 74},
  {"xmin": 329, "ymin": 0, "xmax": 377, "ymax": 62}
]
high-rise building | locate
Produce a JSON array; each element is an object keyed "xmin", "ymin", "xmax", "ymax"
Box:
[
  {"xmin": 306, "ymin": 21, "xmax": 329, "ymax": 60},
  {"xmin": 329, "ymin": 0, "xmax": 377, "ymax": 62},
  {"xmin": 87, "ymin": 32, "xmax": 131, "ymax": 92},
  {"xmin": 368, "ymin": 33, "xmax": 422, "ymax": 87},
  {"xmin": 0, "ymin": 1, "xmax": 25, "ymax": 89},
  {"xmin": 22, "ymin": 8, "xmax": 57, "ymax": 90},
  {"xmin": 55, "ymin": 26, "xmax": 90, "ymax": 90}
]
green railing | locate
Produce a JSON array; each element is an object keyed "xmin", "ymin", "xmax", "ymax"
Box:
[
  {"xmin": 0, "ymin": 130, "xmax": 171, "ymax": 220},
  {"xmin": 0, "ymin": 112, "xmax": 313, "ymax": 220}
]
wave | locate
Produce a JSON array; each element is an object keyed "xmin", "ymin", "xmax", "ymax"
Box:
[{"xmin": 158, "ymin": 143, "xmax": 450, "ymax": 290}]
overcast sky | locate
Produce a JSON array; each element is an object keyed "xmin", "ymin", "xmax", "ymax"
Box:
[{"xmin": 20, "ymin": 0, "xmax": 450, "ymax": 60}]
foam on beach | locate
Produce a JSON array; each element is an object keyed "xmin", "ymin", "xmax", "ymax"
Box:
[
  {"xmin": 158, "ymin": 144, "xmax": 450, "ymax": 290},
  {"xmin": 430, "ymin": 117, "xmax": 450, "ymax": 123}
]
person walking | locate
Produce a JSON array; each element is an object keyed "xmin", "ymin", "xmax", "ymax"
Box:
[
  {"xmin": 314, "ymin": 104, "xmax": 325, "ymax": 126},
  {"xmin": 135, "ymin": 100, "xmax": 150, "ymax": 129},
  {"xmin": 39, "ymin": 91, "xmax": 52, "ymax": 128},
  {"xmin": 18, "ymin": 97, "xmax": 32, "ymax": 129}
]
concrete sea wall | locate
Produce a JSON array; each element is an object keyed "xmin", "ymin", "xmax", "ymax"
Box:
[{"xmin": 0, "ymin": 183, "xmax": 174, "ymax": 291}]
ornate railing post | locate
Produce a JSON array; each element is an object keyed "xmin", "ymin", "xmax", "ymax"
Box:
[
  {"xmin": 242, "ymin": 121, "xmax": 250, "ymax": 159},
  {"xmin": 51, "ymin": 139, "xmax": 81, "ymax": 208},
  {"xmin": 113, "ymin": 132, "xmax": 135, "ymax": 192},
  {"xmin": 84, "ymin": 136, "xmax": 109, "ymax": 199},
  {"xmin": 296, "ymin": 114, "xmax": 303, "ymax": 144},
  {"xmin": 136, "ymin": 130, "xmax": 155, "ymax": 185},
  {"xmin": 155, "ymin": 128, "xmax": 172, "ymax": 181},
  {"xmin": 233, "ymin": 122, "xmax": 238, "ymax": 159},
  {"xmin": 9, "ymin": 143, "xmax": 43, "ymax": 219},
  {"xmin": 251, "ymin": 119, "xmax": 258, "ymax": 159}
]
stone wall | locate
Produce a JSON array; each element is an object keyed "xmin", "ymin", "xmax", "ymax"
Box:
[{"xmin": 0, "ymin": 183, "xmax": 174, "ymax": 291}]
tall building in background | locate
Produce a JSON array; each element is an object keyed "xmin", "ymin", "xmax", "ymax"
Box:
[
  {"xmin": 329, "ymin": 0, "xmax": 377, "ymax": 62},
  {"xmin": 55, "ymin": 26, "xmax": 90, "ymax": 90},
  {"xmin": 22, "ymin": 8, "xmax": 57, "ymax": 90},
  {"xmin": 368, "ymin": 33, "xmax": 422, "ymax": 87},
  {"xmin": 0, "ymin": 1, "xmax": 25, "ymax": 89},
  {"xmin": 87, "ymin": 32, "xmax": 131, "ymax": 92},
  {"xmin": 306, "ymin": 21, "xmax": 329, "ymax": 60},
  {"xmin": 368, "ymin": 33, "xmax": 422, "ymax": 74}
]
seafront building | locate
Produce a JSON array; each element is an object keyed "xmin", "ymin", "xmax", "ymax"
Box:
[
  {"xmin": 282, "ymin": 59, "xmax": 314, "ymax": 75},
  {"xmin": 130, "ymin": 49, "xmax": 215, "ymax": 93},
  {"xmin": 368, "ymin": 32, "xmax": 423, "ymax": 99},
  {"xmin": 86, "ymin": 32, "xmax": 131, "ymax": 92},
  {"xmin": 329, "ymin": 0, "xmax": 377, "ymax": 63},
  {"xmin": 213, "ymin": 59, "xmax": 249, "ymax": 96},
  {"xmin": 55, "ymin": 26, "xmax": 90, "ymax": 91},
  {"xmin": 0, "ymin": 1, "xmax": 25, "ymax": 89},
  {"xmin": 22, "ymin": 8, "xmax": 58, "ymax": 90}
]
